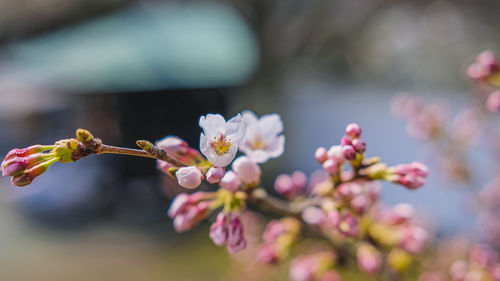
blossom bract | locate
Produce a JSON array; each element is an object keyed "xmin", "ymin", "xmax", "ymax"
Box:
[
  {"xmin": 199, "ymin": 114, "xmax": 246, "ymax": 167},
  {"xmin": 239, "ymin": 110, "xmax": 285, "ymax": 164}
]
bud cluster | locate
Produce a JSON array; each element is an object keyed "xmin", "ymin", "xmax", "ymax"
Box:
[
  {"xmin": 210, "ymin": 212, "xmax": 247, "ymax": 253},
  {"xmin": 1, "ymin": 113, "xmax": 432, "ymax": 280},
  {"xmin": 1, "ymin": 138, "xmax": 83, "ymax": 186},
  {"xmin": 289, "ymin": 251, "xmax": 339, "ymax": 281},
  {"xmin": 467, "ymin": 50, "xmax": 500, "ymax": 85},
  {"xmin": 257, "ymin": 218, "xmax": 301, "ymax": 264},
  {"xmin": 419, "ymin": 242, "xmax": 500, "ymax": 281}
]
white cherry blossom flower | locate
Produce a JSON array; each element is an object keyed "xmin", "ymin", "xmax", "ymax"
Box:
[
  {"xmin": 239, "ymin": 111, "xmax": 285, "ymax": 163},
  {"xmin": 199, "ymin": 113, "xmax": 246, "ymax": 167}
]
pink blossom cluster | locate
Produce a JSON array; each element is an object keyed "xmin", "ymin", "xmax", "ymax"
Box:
[
  {"xmin": 419, "ymin": 243, "xmax": 500, "ymax": 281},
  {"xmin": 257, "ymin": 218, "xmax": 301, "ymax": 264},
  {"xmin": 392, "ymin": 94, "xmax": 450, "ymax": 141},
  {"xmin": 289, "ymin": 251, "xmax": 340, "ymax": 281},
  {"xmin": 1, "ymin": 111, "xmax": 432, "ymax": 280},
  {"xmin": 467, "ymin": 50, "xmax": 500, "ymax": 84},
  {"xmin": 391, "ymin": 94, "xmax": 483, "ymax": 182}
]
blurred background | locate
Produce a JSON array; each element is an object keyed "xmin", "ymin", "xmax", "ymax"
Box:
[{"xmin": 0, "ymin": 0, "xmax": 499, "ymax": 280}]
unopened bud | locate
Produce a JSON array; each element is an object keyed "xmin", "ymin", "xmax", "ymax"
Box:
[
  {"xmin": 175, "ymin": 166, "xmax": 203, "ymax": 189},
  {"xmin": 227, "ymin": 214, "xmax": 246, "ymax": 254},
  {"xmin": 346, "ymin": 123, "xmax": 362, "ymax": 138},
  {"xmin": 206, "ymin": 166, "xmax": 225, "ymax": 184},
  {"xmin": 232, "ymin": 156, "xmax": 261, "ymax": 184},
  {"xmin": 210, "ymin": 212, "xmax": 228, "ymax": 246},
  {"xmin": 342, "ymin": 145, "xmax": 356, "ymax": 160},
  {"xmin": 327, "ymin": 145, "xmax": 344, "ymax": 163},
  {"xmin": 357, "ymin": 243, "xmax": 382, "ymax": 274},
  {"xmin": 352, "ymin": 138, "xmax": 366, "ymax": 153},
  {"xmin": 322, "ymin": 159, "xmax": 338, "ymax": 175},
  {"xmin": 220, "ymin": 171, "xmax": 241, "ymax": 192},
  {"xmin": 315, "ymin": 147, "xmax": 328, "ymax": 164},
  {"xmin": 487, "ymin": 91, "xmax": 500, "ymax": 113}
]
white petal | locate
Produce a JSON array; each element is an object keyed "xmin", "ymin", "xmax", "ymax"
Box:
[
  {"xmin": 241, "ymin": 110, "xmax": 259, "ymax": 125},
  {"xmin": 258, "ymin": 114, "xmax": 284, "ymax": 138},
  {"xmin": 266, "ymin": 135, "xmax": 285, "ymax": 158},
  {"xmin": 207, "ymin": 145, "xmax": 238, "ymax": 167},
  {"xmin": 243, "ymin": 149, "xmax": 270, "ymax": 164},
  {"xmin": 200, "ymin": 133, "xmax": 210, "ymax": 158},
  {"xmin": 226, "ymin": 113, "xmax": 247, "ymax": 146},
  {"xmin": 199, "ymin": 114, "xmax": 226, "ymax": 138}
]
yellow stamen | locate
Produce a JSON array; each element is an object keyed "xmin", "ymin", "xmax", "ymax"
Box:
[
  {"xmin": 211, "ymin": 135, "xmax": 231, "ymax": 155},
  {"xmin": 251, "ymin": 139, "xmax": 265, "ymax": 150}
]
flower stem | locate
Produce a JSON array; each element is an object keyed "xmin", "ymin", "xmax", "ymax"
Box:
[{"xmin": 97, "ymin": 144, "xmax": 157, "ymax": 159}]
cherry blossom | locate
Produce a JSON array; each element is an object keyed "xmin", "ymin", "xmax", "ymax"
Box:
[
  {"xmin": 239, "ymin": 110, "xmax": 285, "ymax": 163},
  {"xmin": 199, "ymin": 113, "xmax": 246, "ymax": 167}
]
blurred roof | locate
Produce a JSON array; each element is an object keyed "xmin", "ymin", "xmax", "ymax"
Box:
[{"xmin": 0, "ymin": 2, "xmax": 259, "ymax": 93}]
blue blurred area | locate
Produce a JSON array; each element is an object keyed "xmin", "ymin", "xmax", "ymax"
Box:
[{"xmin": 2, "ymin": 2, "xmax": 258, "ymax": 92}]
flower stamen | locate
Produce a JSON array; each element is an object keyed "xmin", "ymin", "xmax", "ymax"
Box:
[{"xmin": 211, "ymin": 135, "xmax": 231, "ymax": 155}]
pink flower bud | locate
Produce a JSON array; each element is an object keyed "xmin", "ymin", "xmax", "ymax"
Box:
[
  {"xmin": 173, "ymin": 202, "xmax": 209, "ymax": 232},
  {"xmin": 232, "ymin": 156, "xmax": 261, "ymax": 184},
  {"xmin": 258, "ymin": 244, "xmax": 279, "ymax": 264},
  {"xmin": 302, "ymin": 207, "xmax": 325, "ymax": 225},
  {"xmin": 227, "ymin": 214, "xmax": 246, "ymax": 253},
  {"xmin": 400, "ymin": 226, "xmax": 428, "ymax": 254},
  {"xmin": 290, "ymin": 252, "xmax": 337, "ymax": 281},
  {"xmin": 342, "ymin": 145, "xmax": 356, "ymax": 160},
  {"xmin": 338, "ymin": 213, "xmax": 359, "ymax": 237},
  {"xmin": 2, "ymin": 159, "xmax": 28, "ymax": 177},
  {"xmin": 322, "ymin": 159, "xmax": 338, "ymax": 174},
  {"xmin": 210, "ymin": 212, "xmax": 228, "ymax": 246},
  {"xmin": 315, "ymin": 147, "xmax": 328, "ymax": 164},
  {"xmin": 156, "ymin": 160, "xmax": 174, "ymax": 175},
  {"xmin": 327, "ymin": 145, "xmax": 345, "ymax": 163},
  {"xmin": 449, "ymin": 260, "xmax": 468, "ymax": 281},
  {"xmin": 351, "ymin": 195, "xmax": 369, "ymax": 214},
  {"xmin": 274, "ymin": 174, "xmax": 294, "ymax": 195},
  {"xmin": 175, "ymin": 166, "xmax": 203, "ymax": 189},
  {"xmin": 11, "ymin": 163, "xmax": 49, "ymax": 187},
  {"xmin": 357, "ymin": 243, "xmax": 382, "ymax": 274},
  {"xmin": 383, "ymin": 203, "xmax": 414, "ymax": 225},
  {"xmin": 352, "ymin": 138, "xmax": 366, "ymax": 153},
  {"xmin": 3, "ymin": 145, "xmax": 49, "ymax": 162},
  {"xmin": 291, "ymin": 171, "xmax": 307, "ymax": 191},
  {"xmin": 324, "ymin": 209, "xmax": 340, "ymax": 227},
  {"xmin": 468, "ymin": 51, "xmax": 500, "ymax": 82},
  {"xmin": 206, "ymin": 166, "xmax": 225, "ymax": 184},
  {"xmin": 336, "ymin": 182, "xmax": 362, "ymax": 199},
  {"xmin": 2, "ymin": 145, "xmax": 56, "ymax": 186},
  {"xmin": 367, "ymin": 182, "xmax": 381, "ymax": 202},
  {"xmin": 469, "ymin": 245, "xmax": 498, "ymax": 268},
  {"xmin": 389, "ymin": 162, "xmax": 429, "ymax": 189},
  {"xmin": 340, "ymin": 136, "xmax": 352, "ymax": 146},
  {"xmin": 478, "ymin": 50, "xmax": 498, "ymax": 67},
  {"xmin": 290, "ymin": 256, "xmax": 315, "ymax": 281},
  {"xmin": 220, "ymin": 171, "xmax": 241, "ymax": 192},
  {"xmin": 263, "ymin": 220, "xmax": 287, "ymax": 243},
  {"xmin": 168, "ymin": 193, "xmax": 190, "ymax": 218},
  {"xmin": 156, "ymin": 136, "xmax": 205, "ymax": 166},
  {"xmin": 487, "ymin": 91, "xmax": 500, "ymax": 113},
  {"xmin": 346, "ymin": 123, "xmax": 362, "ymax": 138},
  {"xmin": 168, "ymin": 192, "xmax": 216, "ymax": 232}
]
